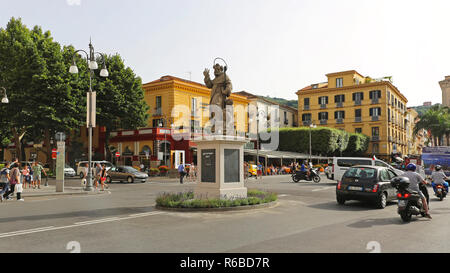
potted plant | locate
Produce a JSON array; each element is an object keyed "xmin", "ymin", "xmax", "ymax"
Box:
[{"xmin": 158, "ymin": 165, "xmax": 169, "ymax": 176}]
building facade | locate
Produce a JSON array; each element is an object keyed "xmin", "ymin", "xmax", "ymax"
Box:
[
  {"xmin": 439, "ymin": 75, "xmax": 450, "ymax": 107},
  {"xmin": 297, "ymin": 70, "xmax": 409, "ymax": 162}
]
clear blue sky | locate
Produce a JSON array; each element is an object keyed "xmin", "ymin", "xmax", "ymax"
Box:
[{"xmin": 1, "ymin": 0, "xmax": 450, "ymax": 106}]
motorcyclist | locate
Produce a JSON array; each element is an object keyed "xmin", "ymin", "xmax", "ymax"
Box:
[
  {"xmin": 431, "ymin": 165, "xmax": 449, "ymax": 194},
  {"xmin": 401, "ymin": 163, "xmax": 432, "ymax": 219}
]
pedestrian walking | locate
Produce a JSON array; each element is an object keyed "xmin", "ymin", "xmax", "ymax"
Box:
[
  {"xmin": 0, "ymin": 162, "xmax": 11, "ymax": 202},
  {"xmin": 178, "ymin": 163, "xmax": 186, "ymax": 184},
  {"xmin": 257, "ymin": 162, "xmax": 263, "ymax": 180},
  {"xmin": 4, "ymin": 163, "xmax": 20, "ymax": 201},
  {"xmin": 22, "ymin": 165, "xmax": 31, "ymax": 189},
  {"xmin": 99, "ymin": 164, "xmax": 108, "ymax": 191},
  {"xmin": 31, "ymin": 161, "xmax": 46, "ymax": 189},
  {"xmin": 94, "ymin": 163, "xmax": 102, "ymax": 190},
  {"xmin": 189, "ymin": 162, "xmax": 196, "ymax": 182}
]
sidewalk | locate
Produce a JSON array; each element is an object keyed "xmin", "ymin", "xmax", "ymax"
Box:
[{"xmin": 19, "ymin": 185, "xmax": 105, "ymax": 198}]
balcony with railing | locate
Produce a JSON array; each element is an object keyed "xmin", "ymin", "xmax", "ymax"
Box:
[
  {"xmin": 371, "ymin": 98, "xmax": 379, "ymax": 104},
  {"xmin": 354, "ymin": 100, "xmax": 362, "ymax": 106},
  {"xmin": 336, "ymin": 118, "xmax": 344, "ymax": 124},
  {"xmin": 303, "ymin": 120, "xmax": 312, "ymax": 126},
  {"xmin": 354, "ymin": 117, "xmax": 362, "ymax": 123},
  {"xmin": 303, "ymin": 105, "xmax": 310, "ymax": 110},
  {"xmin": 336, "ymin": 102, "xmax": 343, "ymax": 108},
  {"xmin": 371, "ymin": 136, "xmax": 380, "ymax": 142},
  {"xmin": 320, "ymin": 104, "xmax": 327, "ymax": 109},
  {"xmin": 371, "ymin": 115, "xmax": 379, "ymax": 121},
  {"xmin": 320, "ymin": 119, "xmax": 327, "ymax": 125}
]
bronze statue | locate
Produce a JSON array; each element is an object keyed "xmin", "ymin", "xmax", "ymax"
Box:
[{"xmin": 203, "ymin": 62, "xmax": 233, "ymax": 134}]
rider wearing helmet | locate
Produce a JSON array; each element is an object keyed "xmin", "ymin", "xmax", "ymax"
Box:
[
  {"xmin": 431, "ymin": 165, "xmax": 449, "ymax": 194},
  {"xmin": 401, "ymin": 163, "xmax": 432, "ymax": 219}
]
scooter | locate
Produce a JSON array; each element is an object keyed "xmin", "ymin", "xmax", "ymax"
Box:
[
  {"xmin": 434, "ymin": 184, "xmax": 448, "ymax": 201},
  {"xmin": 292, "ymin": 168, "xmax": 321, "ymax": 183},
  {"xmin": 391, "ymin": 177, "xmax": 427, "ymax": 222}
]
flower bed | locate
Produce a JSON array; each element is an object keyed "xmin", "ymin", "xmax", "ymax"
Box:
[{"xmin": 155, "ymin": 189, "xmax": 277, "ymax": 209}]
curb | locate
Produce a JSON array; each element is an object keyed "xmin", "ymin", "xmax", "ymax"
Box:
[
  {"xmin": 155, "ymin": 201, "xmax": 278, "ymax": 212},
  {"xmin": 22, "ymin": 191, "xmax": 107, "ymax": 198}
]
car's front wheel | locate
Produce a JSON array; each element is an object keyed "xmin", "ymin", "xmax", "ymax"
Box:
[{"xmin": 127, "ymin": 176, "xmax": 134, "ymax": 183}]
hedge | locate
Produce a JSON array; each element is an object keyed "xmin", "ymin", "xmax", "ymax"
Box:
[{"xmin": 270, "ymin": 127, "xmax": 369, "ymax": 157}]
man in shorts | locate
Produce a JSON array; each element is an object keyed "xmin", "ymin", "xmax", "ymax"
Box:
[
  {"xmin": 32, "ymin": 161, "xmax": 47, "ymax": 189},
  {"xmin": 401, "ymin": 163, "xmax": 432, "ymax": 219}
]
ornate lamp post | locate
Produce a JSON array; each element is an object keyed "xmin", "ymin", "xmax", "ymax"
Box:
[
  {"xmin": 69, "ymin": 39, "xmax": 108, "ymax": 191},
  {"xmin": 1, "ymin": 87, "xmax": 8, "ymax": 104}
]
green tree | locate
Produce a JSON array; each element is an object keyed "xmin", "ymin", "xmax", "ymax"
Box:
[
  {"xmin": 91, "ymin": 54, "xmax": 149, "ymax": 161},
  {"xmin": 414, "ymin": 105, "xmax": 449, "ymax": 146}
]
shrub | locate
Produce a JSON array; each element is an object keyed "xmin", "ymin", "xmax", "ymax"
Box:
[{"xmin": 157, "ymin": 190, "xmax": 277, "ymax": 208}]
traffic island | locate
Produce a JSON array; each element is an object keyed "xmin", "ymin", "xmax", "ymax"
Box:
[{"xmin": 155, "ymin": 189, "xmax": 278, "ymax": 212}]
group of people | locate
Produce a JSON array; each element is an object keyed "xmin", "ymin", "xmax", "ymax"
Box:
[
  {"xmin": 0, "ymin": 158, "xmax": 47, "ymax": 202},
  {"xmin": 177, "ymin": 162, "xmax": 197, "ymax": 184}
]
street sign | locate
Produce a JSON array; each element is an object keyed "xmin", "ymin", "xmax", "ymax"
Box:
[
  {"xmin": 115, "ymin": 152, "xmax": 120, "ymax": 157},
  {"xmin": 52, "ymin": 148, "xmax": 57, "ymax": 159}
]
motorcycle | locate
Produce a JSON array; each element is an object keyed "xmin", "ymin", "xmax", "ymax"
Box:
[
  {"xmin": 391, "ymin": 177, "xmax": 427, "ymax": 222},
  {"xmin": 292, "ymin": 168, "xmax": 321, "ymax": 183},
  {"xmin": 434, "ymin": 183, "xmax": 448, "ymax": 201}
]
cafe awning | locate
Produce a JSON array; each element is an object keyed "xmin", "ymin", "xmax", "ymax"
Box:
[{"xmin": 244, "ymin": 149, "xmax": 331, "ymax": 160}]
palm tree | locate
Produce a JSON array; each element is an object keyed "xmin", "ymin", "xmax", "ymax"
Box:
[{"xmin": 414, "ymin": 105, "xmax": 450, "ymax": 146}]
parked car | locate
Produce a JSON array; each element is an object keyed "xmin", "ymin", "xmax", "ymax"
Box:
[
  {"xmin": 64, "ymin": 164, "xmax": 76, "ymax": 177},
  {"xmin": 336, "ymin": 165, "xmax": 399, "ymax": 209},
  {"xmin": 248, "ymin": 164, "xmax": 257, "ymax": 177},
  {"xmin": 106, "ymin": 166, "xmax": 148, "ymax": 183},
  {"xmin": 331, "ymin": 157, "xmax": 403, "ymax": 181},
  {"xmin": 76, "ymin": 161, "xmax": 114, "ymax": 178}
]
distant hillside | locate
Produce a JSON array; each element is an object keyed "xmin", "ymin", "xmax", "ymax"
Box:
[
  {"xmin": 410, "ymin": 103, "xmax": 442, "ymax": 117},
  {"xmin": 261, "ymin": 96, "xmax": 298, "ymax": 109}
]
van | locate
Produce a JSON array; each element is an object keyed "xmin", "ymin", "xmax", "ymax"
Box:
[
  {"xmin": 76, "ymin": 161, "xmax": 114, "ymax": 178},
  {"xmin": 331, "ymin": 157, "xmax": 403, "ymax": 182}
]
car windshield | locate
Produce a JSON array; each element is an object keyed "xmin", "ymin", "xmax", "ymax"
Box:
[
  {"xmin": 343, "ymin": 167, "xmax": 377, "ymax": 179},
  {"xmin": 124, "ymin": 167, "xmax": 140, "ymax": 173}
]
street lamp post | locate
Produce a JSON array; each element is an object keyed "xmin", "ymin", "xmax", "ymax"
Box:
[
  {"xmin": 309, "ymin": 122, "xmax": 316, "ymax": 163},
  {"xmin": 69, "ymin": 39, "xmax": 108, "ymax": 191},
  {"xmin": 1, "ymin": 87, "xmax": 8, "ymax": 104}
]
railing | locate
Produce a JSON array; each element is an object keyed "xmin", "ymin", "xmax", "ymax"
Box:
[
  {"xmin": 303, "ymin": 121, "xmax": 311, "ymax": 126},
  {"xmin": 371, "ymin": 136, "xmax": 380, "ymax": 141},
  {"xmin": 303, "ymin": 105, "xmax": 310, "ymax": 110},
  {"xmin": 371, "ymin": 115, "xmax": 379, "ymax": 121},
  {"xmin": 320, "ymin": 104, "xmax": 327, "ymax": 109},
  {"xmin": 354, "ymin": 117, "xmax": 362, "ymax": 122},
  {"xmin": 336, "ymin": 102, "xmax": 343, "ymax": 108},
  {"xmin": 354, "ymin": 100, "xmax": 361, "ymax": 106},
  {"xmin": 371, "ymin": 99, "xmax": 379, "ymax": 104},
  {"xmin": 336, "ymin": 118, "xmax": 344, "ymax": 124},
  {"xmin": 320, "ymin": 119, "xmax": 327, "ymax": 125}
]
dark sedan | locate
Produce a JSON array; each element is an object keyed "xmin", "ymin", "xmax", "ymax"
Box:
[
  {"xmin": 336, "ymin": 165, "xmax": 398, "ymax": 209},
  {"xmin": 106, "ymin": 166, "xmax": 148, "ymax": 183}
]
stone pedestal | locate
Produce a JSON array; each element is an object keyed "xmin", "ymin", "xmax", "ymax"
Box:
[{"xmin": 194, "ymin": 136, "xmax": 248, "ymax": 200}]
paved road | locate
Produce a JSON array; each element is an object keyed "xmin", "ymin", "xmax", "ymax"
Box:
[{"xmin": 0, "ymin": 174, "xmax": 449, "ymax": 253}]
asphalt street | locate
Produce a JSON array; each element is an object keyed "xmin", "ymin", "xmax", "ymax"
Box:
[{"xmin": 0, "ymin": 174, "xmax": 449, "ymax": 253}]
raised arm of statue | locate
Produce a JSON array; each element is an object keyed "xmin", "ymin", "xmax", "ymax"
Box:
[{"xmin": 203, "ymin": 69, "xmax": 213, "ymax": 88}]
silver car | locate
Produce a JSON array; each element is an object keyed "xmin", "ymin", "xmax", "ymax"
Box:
[{"xmin": 106, "ymin": 166, "xmax": 148, "ymax": 183}]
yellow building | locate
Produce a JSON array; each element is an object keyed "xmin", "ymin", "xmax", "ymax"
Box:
[{"xmin": 297, "ymin": 70, "xmax": 408, "ymax": 161}]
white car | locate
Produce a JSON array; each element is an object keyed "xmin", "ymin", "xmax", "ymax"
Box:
[
  {"xmin": 76, "ymin": 161, "xmax": 114, "ymax": 178},
  {"xmin": 64, "ymin": 164, "xmax": 76, "ymax": 177},
  {"xmin": 331, "ymin": 157, "xmax": 403, "ymax": 181}
]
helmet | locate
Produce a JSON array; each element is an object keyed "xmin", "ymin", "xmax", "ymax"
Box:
[
  {"xmin": 435, "ymin": 165, "xmax": 442, "ymax": 171},
  {"xmin": 391, "ymin": 176, "xmax": 411, "ymax": 188},
  {"xmin": 406, "ymin": 163, "xmax": 416, "ymax": 171}
]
